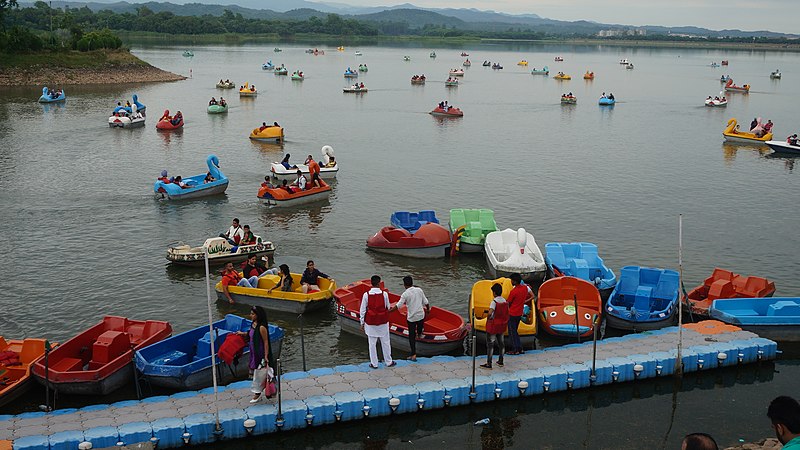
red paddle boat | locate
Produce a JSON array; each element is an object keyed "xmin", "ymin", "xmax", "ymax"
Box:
[
  {"xmin": 32, "ymin": 316, "xmax": 172, "ymax": 395},
  {"xmin": 686, "ymin": 268, "xmax": 775, "ymax": 317},
  {"xmin": 429, "ymin": 105, "xmax": 463, "ymax": 117},
  {"xmin": 156, "ymin": 109, "xmax": 184, "ymax": 130},
  {"xmin": 538, "ymin": 276, "xmax": 602, "ymax": 339},
  {"xmin": 334, "ymin": 279, "xmax": 467, "ymax": 356},
  {"xmin": 366, "ymin": 223, "xmax": 451, "ymax": 258}
]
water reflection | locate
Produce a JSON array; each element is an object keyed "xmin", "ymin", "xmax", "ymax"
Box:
[
  {"xmin": 40, "ymin": 101, "xmax": 66, "ymax": 113},
  {"xmin": 260, "ymin": 201, "xmax": 331, "ymax": 231},
  {"xmin": 164, "ymin": 262, "xmax": 209, "ymax": 283},
  {"xmin": 249, "ymin": 139, "xmax": 285, "ymax": 154},
  {"xmin": 765, "ymin": 152, "xmax": 800, "ymax": 172},
  {"xmin": 157, "ymin": 127, "xmax": 184, "ymax": 147}
]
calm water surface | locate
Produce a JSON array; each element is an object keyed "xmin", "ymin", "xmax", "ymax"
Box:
[{"xmin": 0, "ymin": 42, "xmax": 798, "ymax": 448}]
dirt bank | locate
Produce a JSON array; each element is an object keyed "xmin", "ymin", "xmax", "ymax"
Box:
[{"xmin": 724, "ymin": 438, "xmax": 782, "ymax": 450}]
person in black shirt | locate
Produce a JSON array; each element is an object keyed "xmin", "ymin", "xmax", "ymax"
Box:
[{"xmin": 300, "ymin": 260, "xmax": 334, "ymax": 293}]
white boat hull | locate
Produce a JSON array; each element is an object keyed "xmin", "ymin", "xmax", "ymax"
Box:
[
  {"xmin": 271, "ymin": 163, "xmax": 338, "ymax": 181},
  {"xmin": 766, "ymin": 140, "xmax": 800, "ymax": 154}
]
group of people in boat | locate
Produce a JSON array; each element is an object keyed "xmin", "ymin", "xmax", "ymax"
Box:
[
  {"xmin": 44, "ymin": 87, "xmax": 63, "ymax": 99},
  {"xmin": 561, "ymin": 92, "xmax": 575, "ymax": 100},
  {"xmin": 156, "ymin": 169, "xmax": 215, "ymax": 189},
  {"xmin": 278, "ymin": 153, "xmax": 335, "ymax": 171},
  {"xmin": 600, "ymin": 92, "xmax": 615, "ymax": 100},
  {"xmin": 241, "ymin": 84, "xmax": 257, "ymax": 91},
  {"xmin": 160, "ymin": 110, "xmax": 183, "ymax": 125},
  {"xmin": 218, "ymin": 79, "xmax": 233, "ymax": 85},
  {"xmin": 112, "ymin": 100, "xmax": 143, "ymax": 119},
  {"xmin": 706, "ymin": 95, "xmax": 727, "ymax": 102},
  {"xmin": 345, "ymin": 67, "xmax": 356, "ymax": 74},
  {"xmin": 437, "ymin": 100, "xmax": 453, "ymax": 112},
  {"xmin": 258, "ymin": 121, "xmax": 280, "ymax": 132},
  {"xmin": 292, "ymin": 71, "xmax": 304, "ymax": 77},
  {"xmin": 350, "ymin": 82, "xmax": 366, "ymax": 90},
  {"xmin": 208, "ymin": 97, "xmax": 227, "ymax": 107},
  {"xmin": 411, "ymin": 74, "xmax": 426, "ymax": 81},
  {"xmin": 445, "ymin": 77, "xmax": 458, "ymax": 83},
  {"xmin": 749, "ymin": 117, "xmax": 774, "ymax": 137}
]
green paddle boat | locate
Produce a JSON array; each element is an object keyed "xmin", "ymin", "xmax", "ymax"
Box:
[{"xmin": 449, "ymin": 209, "xmax": 498, "ymax": 253}]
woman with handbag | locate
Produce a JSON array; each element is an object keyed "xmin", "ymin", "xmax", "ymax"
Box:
[{"xmin": 239, "ymin": 305, "xmax": 275, "ymax": 403}]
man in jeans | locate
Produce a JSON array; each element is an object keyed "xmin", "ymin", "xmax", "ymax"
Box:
[
  {"xmin": 506, "ymin": 273, "xmax": 528, "ymax": 355},
  {"xmin": 390, "ymin": 276, "xmax": 430, "ymax": 362}
]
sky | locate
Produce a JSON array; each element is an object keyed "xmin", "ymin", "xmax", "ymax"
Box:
[{"xmin": 330, "ymin": 0, "xmax": 799, "ymax": 34}]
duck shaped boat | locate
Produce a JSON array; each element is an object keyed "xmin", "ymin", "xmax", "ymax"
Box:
[
  {"xmin": 271, "ymin": 146, "xmax": 338, "ymax": 181},
  {"xmin": 366, "ymin": 223, "xmax": 452, "ymax": 259},
  {"xmin": 538, "ymin": 277, "xmax": 603, "ymax": 339},
  {"xmin": 154, "ymin": 154, "xmax": 229, "ymax": 200},
  {"xmin": 723, "ymin": 118, "xmax": 773, "ymax": 143},
  {"xmin": 709, "ymin": 298, "xmax": 800, "ymax": 342},
  {"xmin": 108, "ymin": 110, "xmax": 145, "ymax": 128},
  {"xmin": 470, "ymin": 278, "xmax": 537, "ymax": 348},
  {"xmin": 239, "ymin": 82, "xmax": 258, "ymax": 96},
  {"xmin": 262, "ymin": 61, "xmax": 274, "ymax": 70},
  {"xmin": 449, "ymin": 208, "xmax": 497, "ymax": 253},
  {"xmin": 214, "ymin": 273, "xmax": 336, "ymax": 314},
  {"xmin": 390, "ymin": 210, "xmax": 440, "ymax": 233},
  {"xmin": 166, "ymin": 235, "xmax": 275, "ymax": 267},
  {"xmin": 249, "ymin": 124, "xmax": 284, "ymax": 142},
  {"xmin": 770, "ymin": 70, "xmax": 781, "ymax": 79},
  {"xmin": 724, "ymin": 78, "xmax": 750, "ymax": 93},
  {"xmin": 112, "ymin": 94, "xmax": 146, "ymax": 114},
  {"xmin": 544, "ymin": 242, "xmax": 617, "ymax": 301},
  {"xmin": 605, "ymin": 266, "xmax": 679, "ymax": 331},
  {"xmin": 0, "ymin": 336, "xmax": 51, "ymax": 407},
  {"xmin": 156, "ymin": 110, "xmax": 183, "ymax": 130},
  {"xmin": 686, "ymin": 268, "xmax": 775, "ymax": 317},
  {"xmin": 583, "ymin": 71, "xmax": 594, "ymax": 80},
  {"xmin": 31, "ymin": 316, "xmax": 172, "ymax": 395},
  {"xmin": 484, "ymin": 228, "xmax": 546, "ymax": 283},
  {"xmin": 334, "ymin": 280, "xmax": 468, "ymax": 356},
  {"xmin": 344, "ymin": 68, "xmax": 358, "ymax": 78},
  {"xmin": 449, "ymin": 68, "xmax": 465, "ymax": 76},
  {"xmin": 430, "ymin": 105, "xmax": 462, "ymax": 116},
  {"xmin": 258, "ymin": 181, "xmax": 332, "ymax": 207},
  {"xmin": 134, "ymin": 315, "xmax": 284, "ymax": 390},
  {"xmin": 531, "ymin": 66, "xmax": 549, "ymax": 75},
  {"xmin": 598, "ymin": 96, "xmax": 616, "ymax": 106},
  {"xmin": 553, "ymin": 72, "xmax": 571, "ymax": 80},
  {"xmin": 38, "ymin": 86, "xmax": 65, "ymax": 103}
]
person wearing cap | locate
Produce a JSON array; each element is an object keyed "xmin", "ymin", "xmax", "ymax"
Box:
[
  {"xmin": 158, "ymin": 170, "xmax": 170, "ymax": 183},
  {"xmin": 360, "ymin": 275, "xmax": 395, "ymax": 369},
  {"xmin": 389, "ymin": 275, "xmax": 429, "ymax": 361}
]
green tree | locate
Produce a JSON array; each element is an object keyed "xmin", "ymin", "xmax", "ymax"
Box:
[{"xmin": 0, "ymin": 0, "xmax": 19, "ymax": 29}]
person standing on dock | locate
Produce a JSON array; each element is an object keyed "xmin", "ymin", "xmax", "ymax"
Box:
[
  {"xmin": 481, "ymin": 282, "xmax": 509, "ymax": 369},
  {"xmin": 360, "ymin": 275, "xmax": 395, "ymax": 369},
  {"xmin": 768, "ymin": 396, "xmax": 800, "ymax": 448},
  {"xmin": 389, "ymin": 275, "xmax": 429, "ymax": 362},
  {"xmin": 506, "ymin": 273, "xmax": 527, "ymax": 355}
]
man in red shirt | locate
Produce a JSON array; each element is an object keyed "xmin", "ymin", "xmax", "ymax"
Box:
[
  {"xmin": 305, "ymin": 155, "xmax": 322, "ymax": 188},
  {"xmin": 506, "ymin": 273, "xmax": 528, "ymax": 354}
]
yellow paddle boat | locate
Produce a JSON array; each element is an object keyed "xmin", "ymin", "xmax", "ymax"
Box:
[
  {"xmin": 249, "ymin": 123, "xmax": 284, "ymax": 142},
  {"xmin": 214, "ymin": 274, "xmax": 336, "ymax": 314},
  {"xmin": 722, "ymin": 118, "xmax": 773, "ymax": 143},
  {"xmin": 553, "ymin": 72, "xmax": 571, "ymax": 80},
  {"xmin": 469, "ymin": 278, "xmax": 537, "ymax": 349},
  {"xmin": 337, "ymin": 46, "xmax": 345, "ymax": 52},
  {"xmin": 517, "ymin": 60, "xmax": 528, "ymax": 66},
  {"xmin": 239, "ymin": 82, "xmax": 257, "ymax": 97},
  {"xmin": 583, "ymin": 71, "xmax": 594, "ymax": 80}
]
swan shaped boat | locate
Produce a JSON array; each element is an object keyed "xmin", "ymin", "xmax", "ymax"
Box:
[
  {"xmin": 686, "ymin": 268, "xmax": 775, "ymax": 317},
  {"xmin": 605, "ymin": 266, "xmax": 679, "ymax": 331},
  {"xmin": 214, "ymin": 273, "xmax": 336, "ymax": 314},
  {"xmin": 112, "ymin": 94, "xmax": 146, "ymax": 114},
  {"xmin": 270, "ymin": 145, "xmax": 338, "ymax": 180},
  {"xmin": 249, "ymin": 124, "xmax": 284, "ymax": 142},
  {"xmin": 257, "ymin": 182, "xmax": 332, "ymax": 207},
  {"xmin": 155, "ymin": 110, "xmax": 183, "ymax": 130},
  {"xmin": 366, "ymin": 223, "xmax": 452, "ymax": 259},
  {"xmin": 724, "ymin": 78, "xmax": 750, "ymax": 93},
  {"xmin": 531, "ymin": 66, "xmax": 549, "ymax": 75},
  {"xmin": 239, "ymin": 82, "xmax": 258, "ymax": 97},
  {"xmin": 470, "ymin": 278, "xmax": 537, "ymax": 348},
  {"xmin": 723, "ymin": 118, "xmax": 773, "ymax": 143},
  {"xmin": 553, "ymin": 73, "xmax": 571, "ymax": 80},
  {"xmin": 262, "ymin": 61, "xmax": 274, "ymax": 70},
  {"xmin": 109, "ymin": 110, "xmax": 145, "ymax": 128},
  {"xmin": 538, "ymin": 276, "xmax": 603, "ymax": 339},
  {"xmin": 154, "ymin": 154, "xmax": 229, "ymax": 200},
  {"xmin": 344, "ymin": 69, "xmax": 358, "ymax": 78},
  {"xmin": 334, "ymin": 280, "xmax": 467, "ymax": 355},
  {"xmin": 166, "ymin": 235, "xmax": 275, "ymax": 267},
  {"xmin": 544, "ymin": 242, "xmax": 617, "ymax": 301},
  {"xmin": 38, "ymin": 87, "xmax": 65, "ymax": 103},
  {"xmin": 484, "ymin": 228, "xmax": 546, "ymax": 283}
]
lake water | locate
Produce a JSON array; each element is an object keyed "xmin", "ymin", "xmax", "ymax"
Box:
[{"xmin": 1, "ymin": 41, "xmax": 798, "ymax": 448}]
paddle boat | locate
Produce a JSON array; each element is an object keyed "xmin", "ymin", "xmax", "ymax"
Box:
[
  {"xmin": 583, "ymin": 71, "xmax": 594, "ymax": 80},
  {"xmin": 275, "ymin": 65, "xmax": 288, "ymax": 75},
  {"xmin": 531, "ymin": 66, "xmax": 549, "ymax": 75},
  {"xmin": 183, "ymin": 50, "xmax": 193, "ymax": 57},
  {"xmin": 598, "ymin": 95, "xmax": 616, "ymax": 106},
  {"xmin": 249, "ymin": 123, "xmax": 284, "ymax": 142},
  {"xmin": 461, "ymin": 52, "xmax": 469, "ymax": 56},
  {"xmin": 274, "ymin": 47, "xmax": 282, "ymax": 52},
  {"xmin": 313, "ymin": 49, "xmax": 324, "ymax": 55},
  {"xmin": 239, "ymin": 82, "xmax": 258, "ymax": 96},
  {"xmin": 38, "ymin": 87, "xmax": 65, "ymax": 103},
  {"xmin": 626, "ymin": 63, "xmax": 634, "ymax": 70},
  {"xmin": 358, "ymin": 64, "xmax": 368, "ymax": 72},
  {"xmin": 766, "ymin": 139, "xmax": 800, "ymax": 155},
  {"xmin": 262, "ymin": 61, "xmax": 274, "ymax": 70},
  {"xmin": 724, "ymin": 78, "xmax": 750, "ymax": 93},
  {"xmin": 444, "ymin": 78, "xmax": 459, "ymax": 87},
  {"xmin": 770, "ymin": 69, "xmax": 782, "ymax": 79},
  {"xmin": 463, "ymin": 59, "xmax": 471, "ymax": 67},
  {"xmin": 491, "ymin": 63, "xmax": 503, "ymax": 70},
  {"xmin": 166, "ymin": 235, "xmax": 275, "ymax": 267},
  {"xmin": 134, "ymin": 315, "xmax": 284, "ymax": 390},
  {"xmin": 517, "ymin": 60, "xmax": 528, "ymax": 66},
  {"xmin": 270, "ymin": 145, "xmax": 338, "ymax": 181},
  {"xmin": 449, "ymin": 68, "xmax": 465, "ymax": 76},
  {"xmin": 709, "ymin": 298, "xmax": 800, "ymax": 342},
  {"xmin": 216, "ymin": 80, "xmax": 235, "ymax": 88},
  {"xmin": 291, "ymin": 70, "xmax": 304, "ymax": 81},
  {"xmin": 344, "ymin": 68, "xmax": 358, "ymax": 78},
  {"xmin": 482, "ymin": 61, "xmax": 491, "ymax": 67},
  {"xmin": 0, "ymin": 336, "xmax": 51, "ymax": 408},
  {"xmin": 538, "ymin": 277, "xmax": 603, "ymax": 339},
  {"xmin": 334, "ymin": 280, "xmax": 468, "ymax": 355},
  {"xmin": 449, "ymin": 208, "xmax": 497, "ymax": 253},
  {"xmin": 337, "ymin": 46, "xmax": 345, "ymax": 51},
  {"xmin": 214, "ymin": 273, "xmax": 336, "ymax": 313},
  {"xmin": 31, "ymin": 316, "xmax": 172, "ymax": 395},
  {"xmin": 390, "ymin": 210, "xmax": 439, "ymax": 233},
  {"xmin": 430, "ymin": 51, "xmax": 436, "ymax": 58},
  {"xmin": 108, "ymin": 110, "xmax": 145, "ymax": 128},
  {"xmin": 207, "ymin": 101, "xmax": 228, "ymax": 114},
  {"xmin": 366, "ymin": 223, "xmax": 451, "ymax": 259},
  {"xmin": 430, "ymin": 105, "xmax": 462, "ymax": 116},
  {"xmin": 156, "ymin": 110, "xmax": 184, "ymax": 130},
  {"xmin": 554, "ymin": 56, "xmax": 564, "ymax": 62},
  {"xmin": 554, "ymin": 72, "xmax": 571, "ymax": 80},
  {"xmin": 112, "ymin": 94, "xmax": 146, "ymax": 113},
  {"xmin": 154, "ymin": 155, "xmax": 229, "ymax": 200},
  {"xmin": 354, "ymin": 51, "xmax": 362, "ymax": 56},
  {"xmin": 605, "ymin": 266, "xmax": 680, "ymax": 331},
  {"xmin": 710, "ymin": 62, "xmax": 720, "ymax": 68},
  {"xmin": 411, "ymin": 75, "xmax": 426, "ymax": 85},
  {"xmin": 484, "ymin": 228, "xmax": 546, "ymax": 284},
  {"xmin": 560, "ymin": 94, "xmax": 577, "ymax": 104},
  {"xmin": 619, "ymin": 59, "xmax": 629, "ymax": 65},
  {"xmin": 704, "ymin": 95, "xmax": 727, "ymax": 107},
  {"xmin": 722, "ymin": 118, "xmax": 773, "ymax": 143},
  {"xmin": 686, "ymin": 268, "xmax": 775, "ymax": 317},
  {"xmin": 343, "ymin": 84, "xmax": 368, "ymax": 93},
  {"xmin": 470, "ymin": 278, "xmax": 537, "ymax": 348},
  {"xmin": 403, "ymin": 56, "xmax": 411, "ymax": 61},
  {"xmin": 722, "ymin": 60, "xmax": 729, "ymax": 66},
  {"xmin": 544, "ymin": 242, "xmax": 617, "ymax": 301},
  {"xmin": 258, "ymin": 181, "xmax": 332, "ymax": 207},
  {"xmin": 720, "ymin": 75, "xmax": 731, "ymax": 83}
]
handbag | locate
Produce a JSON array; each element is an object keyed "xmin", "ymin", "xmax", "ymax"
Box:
[{"xmin": 251, "ymin": 364, "xmax": 276, "ymax": 398}]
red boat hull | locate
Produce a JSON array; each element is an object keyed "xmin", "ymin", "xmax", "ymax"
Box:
[
  {"xmin": 334, "ymin": 280, "xmax": 467, "ymax": 356},
  {"xmin": 686, "ymin": 268, "xmax": 775, "ymax": 316},
  {"xmin": 32, "ymin": 316, "xmax": 171, "ymax": 395},
  {"xmin": 366, "ymin": 223, "xmax": 451, "ymax": 258},
  {"xmin": 430, "ymin": 107, "xmax": 463, "ymax": 117},
  {"xmin": 538, "ymin": 277, "xmax": 602, "ymax": 338}
]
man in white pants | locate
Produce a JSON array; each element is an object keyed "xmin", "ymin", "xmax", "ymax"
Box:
[{"xmin": 360, "ymin": 275, "xmax": 396, "ymax": 369}]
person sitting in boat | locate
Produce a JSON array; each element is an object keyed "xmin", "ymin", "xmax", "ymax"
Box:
[
  {"xmin": 787, "ymin": 134, "xmax": 798, "ymax": 146},
  {"xmin": 209, "ymin": 97, "xmax": 217, "ymax": 106},
  {"xmin": 707, "ymin": 96, "xmax": 713, "ymax": 101},
  {"xmin": 171, "ymin": 111, "xmax": 183, "ymax": 125},
  {"xmin": 219, "ymin": 97, "xmax": 227, "ymax": 107},
  {"xmin": 268, "ymin": 264, "xmax": 293, "ymax": 293},
  {"xmin": 259, "ymin": 122, "xmax": 268, "ymax": 132},
  {"xmin": 305, "ymin": 155, "xmax": 322, "ymax": 188},
  {"xmin": 158, "ymin": 170, "xmax": 170, "ymax": 183},
  {"xmin": 240, "ymin": 225, "xmax": 257, "ymax": 246},
  {"xmin": 220, "ymin": 218, "xmax": 244, "ymax": 246},
  {"xmin": 764, "ymin": 120, "xmax": 774, "ymax": 135},
  {"xmin": 261, "ymin": 175, "xmax": 275, "ymax": 189},
  {"xmin": 293, "ymin": 169, "xmax": 307, "ymax": 190},
  {"xmin": 219, "ymin": 79, "xmax": 224, "ymax": 84},
  {"xmin": 220, "ymin": 262, "xmax": 260, "ymax": 304},
  {"xmin": 204, "ymin": 172, "xmax": 215, "ymax": 184},
  {"xmin": 300, "ymin": 260, "xmax": 333, "ymax": 294},
  {"xmin": 126, "ymin": 100, "xmax": 131, "ymax": 108},
  {"xmin": 608, "ymin": 93, "xmax": 615, "ymax": 100},
  {"xmin": 281, "ymin": 179, "xmax": 295, "ymax": 194},
  {"xmin": 750, "ymin": 118, "xmax": 759, "ymax": 131},
  {"xmin": 241, "ymin": 254, "xmax": 263, "ymax": 278},
  {"xmin": 360, "ymin": 82, "xmax": 365, "ymax": 88},
  {"xmin": 280, "ymin": 154, "xmax": 297, "ymax": 170},
  {"xmin": 324, "ymin": 156, "xmax": 336, "ymax": 168},
  {"xmin": 173, "ymin": 176, "xmax": 189, "ymax": 189}
]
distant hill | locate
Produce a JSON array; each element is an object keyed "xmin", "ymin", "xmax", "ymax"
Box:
[{"xmin": 356, "ymin": 8, "xmax": 465, "ymax": 28}]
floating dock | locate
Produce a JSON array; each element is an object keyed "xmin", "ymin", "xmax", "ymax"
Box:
[{"xmin": 0, "ymin": 322, "xmax": 777, "ymax": 450}]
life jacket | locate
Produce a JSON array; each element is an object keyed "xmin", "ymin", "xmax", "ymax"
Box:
[
  {"xmin": 364, "ymin": 292, "xmax": 389, "ymax": 326},
  {"xmin": 485, "ymin": 300, "xmax": 510, "ymax": 335},
  {"xmin": 217, "ymin": 333, "xmax": 247, "ymax": 365}
]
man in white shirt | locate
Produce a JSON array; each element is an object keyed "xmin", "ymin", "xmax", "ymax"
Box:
[
  {"xmin": 390, "ymin": 275, "xmax": 429, "ymax": 361},
  {"xmin": 293, "ymin": 170, "xmax": 307, "ymax": 190},
  {"xmin": 359, "ymin": 275, "xmax": 395, "ymax": 369},
  {"xmin": 220, "ymin": 218, "xmax": 245, "ymax": 245}
]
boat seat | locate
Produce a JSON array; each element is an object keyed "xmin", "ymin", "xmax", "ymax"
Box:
[
  {"xmin": 51, "ymin": 357, "xmax": 84, "ymax": 372},
  {"xmin": 767, "ymin": 301, "xmax": 800, "ymax": 317},
  {"xmin": 633, "ymin": 287, "xmax": 653, "ymax": 311},
  {"xmin": 568, "ymin": 259, "xmax": 590, "ymax": 280},
  {"xmin": 90, "ymin": 331, "xmax": 130, "ymax": 369},
  {"xmin": 707, "ymin": 279, "xmax": 734, "ymax": 300},
  {"xmin": 423, "ymin": 317, "xmax": 448, "ymax": 333},
  {"xmin": 195, "ymin": 330, "xmax": 232, "ymax": 359},
  {"xmin": 726, "ymin": 309, "xmax": 760, "ymax": 317},
  {"xmin": 152, "ymin": 350, "xmax": 190, "ymax": 366},
  {"xmin": 465, "ymin": 221, "xmax": 483, "ymax": 238}
]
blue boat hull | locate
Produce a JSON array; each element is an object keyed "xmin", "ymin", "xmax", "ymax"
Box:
[
  {"xmin": 709, "ymin": 297, "xmax": 800, "ymax": 341},
  {"xmin": 605, "ymin": 308, "xmax": 677, "ymax": 331},
  {"xmin": 154, "ymin": 154, "xmax": 228, "ymax": 200},
  {"xmin": 605, "ymin": 266, "xmax": 679, "ymax": 331}
]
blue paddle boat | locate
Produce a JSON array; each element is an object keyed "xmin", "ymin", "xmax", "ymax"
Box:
[
  {"xmin": 135, "ymin": 314, "xmax": 285, "ymax": 390},
  {"xmin": 710, "ymin": 298, "xmax": 800, "ymax": 342},
  {"xmin": 390, "ymin": 210, "xmax": 440, "ymax": 233},
  {"xmin": 545, "ymin": 242, "xmax": 616, "ymax": 301},
  {"xmin": 598, "ymin": 96, "xmax": 616, "ymax": 106},
  {"xmin": 113, "ymin": 94, "xmax": 146, "ymax": 114},
  {"xmin": 38, "ymin": 87, "xmax": 65, "ymax": 103},
  {"xmin": 154, "ymin": 154, "xmax": 229, "ymax": 200},
  {"xmin": 344, "ymin": 68, "xmax": 358, "ymax": 78},
  {"xmin": 262, "ymin": 60, "xmax": 274, "ymax": 70},
  {"xmin": 605, "ymin": 266, "xmax": 679, "ymax": 331}
]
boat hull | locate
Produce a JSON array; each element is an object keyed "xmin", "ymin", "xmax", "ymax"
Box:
[
  {"xmin": 337, "ymin": 315, "xmax": 464, "ymax": 356},
  {"xmin": 216, "ymin": 291, "xmax": 331, "ymax": 314},
  {"xmin": 766, "ymin": 141, "xmax": 800, "ymax": 155},
  {"xmin": 367, "ymin": 243, "xmax": 450, "ymax": 259},
  {"xmin": 259, "ymin": 190, "xmax": 330, "ymax": 207},
  {"xmin": 457, "ymin": 242, "xmax": 484, "ymax": 253},
  {"xmin": 35, "ymin": 361, "xmax": 135, "ymax": 396},
  {"xmin": 605, "ymin": 308, "xmax": 677, "ymax": 331},
  {"xmin": 486, "ymin": 264, "xmax": 546, "ymax": 285},
  {"xmin": 157, "ymin": 181, "xmax": 229, "ymax": 200},
  {"xmin": 166, "ymin": 248, "xmax": 275, "ymax": 267}
]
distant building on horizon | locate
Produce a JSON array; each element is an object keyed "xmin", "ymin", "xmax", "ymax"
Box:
[{"xmin": 597, "ymin": 28, "xmax": 647, "ymax": 37}]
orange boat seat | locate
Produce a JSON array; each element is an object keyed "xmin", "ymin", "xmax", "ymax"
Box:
[
  {"xmin": 424, "ymin": 317, "xmax": 449, "ymax": 333},
  {"xmin": 90, "ymin": 331, "xmax": 130, "ymax": 369},
  {"xmin": 51, "ymin": 357, "xmax": 83, "ymax": 372},
  {"xmin": 707, "ymin": 279, "xmax": 734, "ymax": 301}
]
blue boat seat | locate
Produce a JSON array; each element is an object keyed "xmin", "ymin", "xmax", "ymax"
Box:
[
  {"xmin": 418, "ymin": 210, "xmax": 438, "ymax": 224},
  {"xmin": 568, "ymin": 259, "xmax": 590, "ymax": 280},
  {"xmin": 152, "ymin": 350, "xmax": 190, "ymax": 366},
  {"xmin": 633, "ymin": 287, "xmax": 653, "ymax": 311},
  {"xmin": 727, "ymin": 308, "xmax": 760, "ymax": 317},
  {"xmin": 195, "ymin": 329, "xmax": 232, "ymax": 360},
  {"xmin": 618, "ymin": 267, "xmax": 640, "ymax": 297},
  {"xmin": 767, "ymin": 301, "xmax": 800, "ymax": 317}
]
